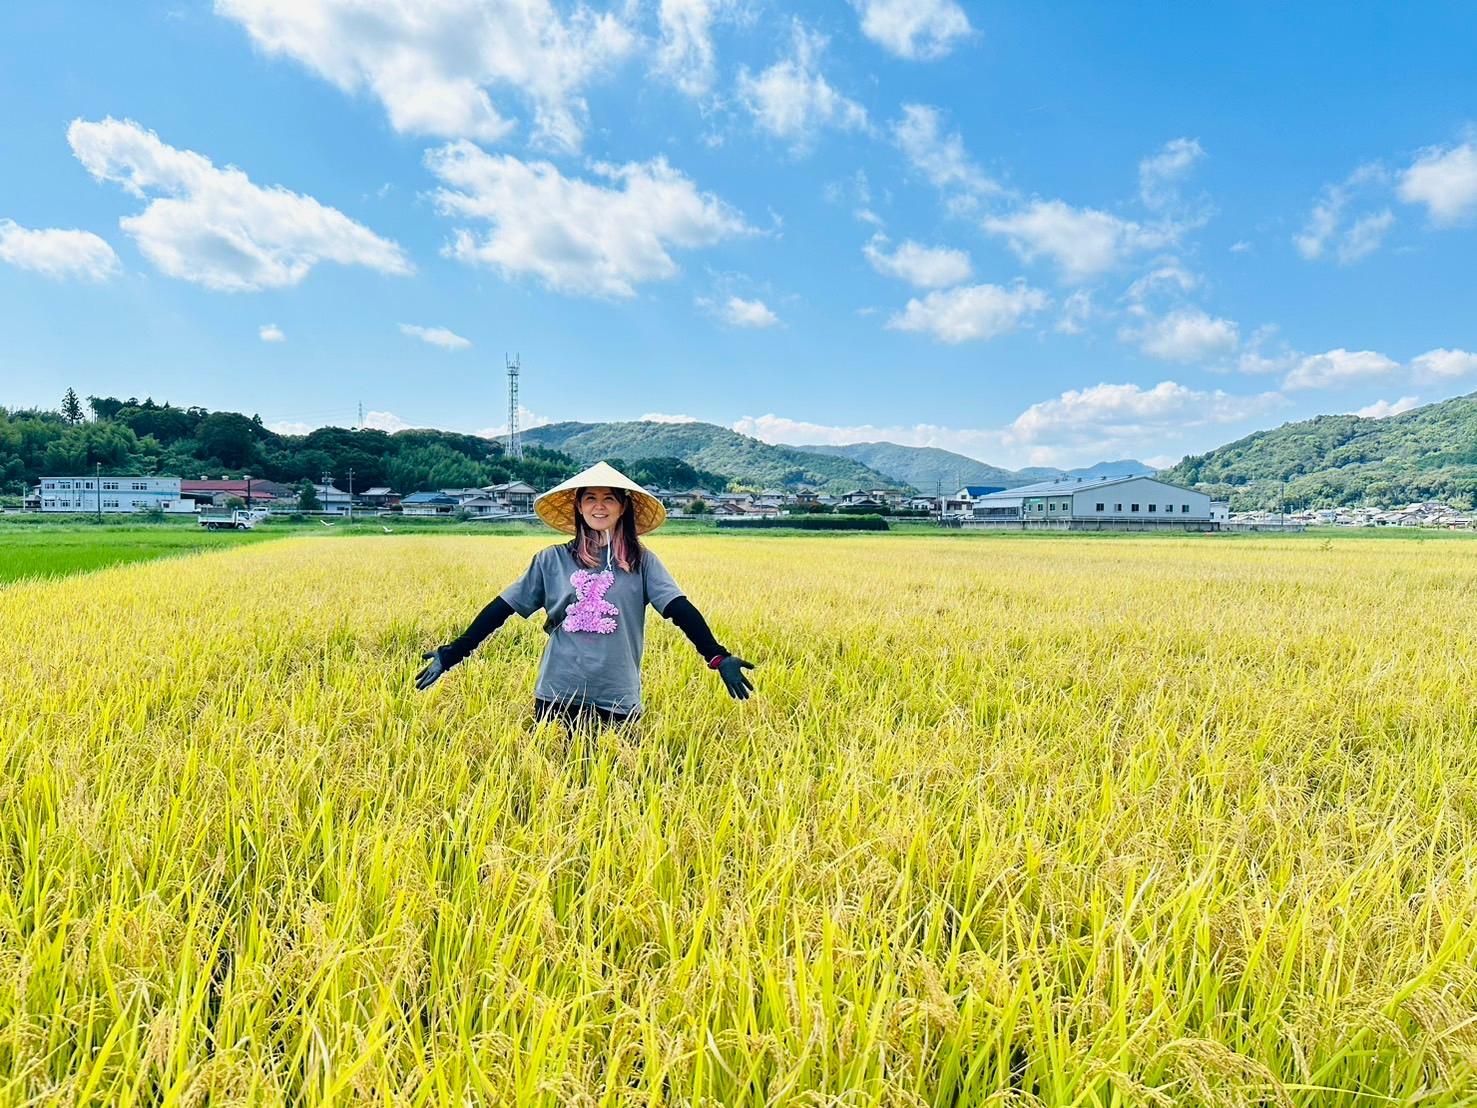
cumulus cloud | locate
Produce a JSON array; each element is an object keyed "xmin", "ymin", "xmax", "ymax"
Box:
[
  {"xmin": 983, "ymin": 200, "xmax": 1170, "ymax": 282},
  {"xmin": 734, "ymin": 380, "xmax": 1279, "ymax": 469},
  {"xmin": 1398, "ymin": 135, "xmax": 1477, "ymax": 225},
  {"xmin": 1005, "ymin": 380, "xmax": 1280, "ymax": 456},
  {"xmin": 215, "ymin": 0, "xmax": 634, "ymax": 151},
  {"xmin": 426, "ymin": 141, "xmax": 749, "ymax": 297},
  {"xmin": 258, "ymin": 323, "xmax": 285, "ymax": 342},
  {"xmin": 1125, "ymin": 308, "xmax": 1239, "ymax": 363},
  {"xmin": 1055, "ymin": 289, "xmax": 1095, "ymax": 335},
  {"xmin": 67, "ymin": 117, "xmax": 410, "ymax": 291},
  {"xmin": 473, "ymin": 404, "xmax": 552, "ymax": 439},
  {"xmin": 707, "ymin": 295, "xmax": 779, "ymax": 328},
  {"xmin": 886, "ymin": 282, "xmax": 1048, "ymax": 343},
  {"xmin": 1283, "ymin": 348, "xmax": 1400, "ymax": 390},
  {"xmin": 863, "ymin": 235, "xmax": 971, "ymax": 288},
  {"xmin": 738, "ymin": 21, "xmax": 868, "ymax": 150},
  {"xmin": 852, "ymin": 0, "xmax": 971, "ymax": 61},
  {"xmin": 892, "ymin": 103, "xmax": 998, "ymax": 198},
  {"xmin": 639, "ymin": 412, "xmax": 700, "ymax": 423},
  {"xmin": 1138, "ymin": 137, "xmax": 1204, "ymax": 209},
  {"xmin": 400, "ymin": 322, "xmax": 472, "ymax": 349},
  {"xmin": 1294, "ymin": 164, "xmax": 1394, "ymax": 264},
  {"xmin": 655, "ymin": 0, "xmax": 721, "ymax": 96},
  {"xmin": 266, "ymin": 419, "xmax": 314, "ymax": 435},
  {"xmin": 0, "ymin": 219, "xmax": 120, "ymax": 281},
  {"xmin": 1354, "ymin": 396, "xmax": 1419, "ymax": 419},
  {"xmin": 1411, "ymin": 347, "xmax": 1477, "ymax": 381}
]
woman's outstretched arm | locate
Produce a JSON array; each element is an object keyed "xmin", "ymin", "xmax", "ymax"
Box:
[
  {"xmin": 416, "ymin": 596, "xmax": 518, "ymax": 689},
  {"xmin": 660, "ymin": 595, "xmax": 755, "ymax": 700}
]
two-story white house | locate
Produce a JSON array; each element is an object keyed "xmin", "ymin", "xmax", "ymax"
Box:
[{"xmin": 965, "ymin": 475, "xmax": 1217, "ymax": 530}]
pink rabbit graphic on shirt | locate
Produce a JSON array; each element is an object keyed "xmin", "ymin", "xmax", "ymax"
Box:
[{"xmin": 564, "ymin": 570, "xmax": 619, "ymax": 634}]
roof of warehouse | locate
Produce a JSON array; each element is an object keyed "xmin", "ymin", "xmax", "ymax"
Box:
[{"xmin": 974, "ymin": 474, "xmax": 1183, "ymax": 502}]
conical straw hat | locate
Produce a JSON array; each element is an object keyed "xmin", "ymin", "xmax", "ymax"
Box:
[{"xmin": 534, "ymin": 460, "xmax": 667, "ymax": 535}]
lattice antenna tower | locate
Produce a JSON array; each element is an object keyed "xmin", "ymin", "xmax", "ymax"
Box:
[{"xmin": 506, "ymin": 354, "xmax": 523, "ymax": 460}]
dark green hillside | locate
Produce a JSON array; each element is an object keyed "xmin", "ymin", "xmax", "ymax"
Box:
[
  {"xmin": 521, "ymin": 421, "xmax": 908, "ymax": 494},
  {"xmin": 1158, "ymin": 392, "xmax": 1477, "ymax": 510}
]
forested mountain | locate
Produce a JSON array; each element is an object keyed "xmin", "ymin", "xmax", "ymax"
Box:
[
  {"xmin": 794, "ymin": 441, "xmax": 1152, "ymax": 492},
  {"xmin": 1158, "ymin": 391, "xmax": 1477, "ymax": 510},
  {"xmin": 521, "ymin": 421, "xmax": 907, "ymax": 493}
]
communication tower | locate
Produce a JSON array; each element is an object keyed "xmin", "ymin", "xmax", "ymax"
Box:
[{"xmin": 506, "ymin": 354, "xmax": 523, "ymax": 460}]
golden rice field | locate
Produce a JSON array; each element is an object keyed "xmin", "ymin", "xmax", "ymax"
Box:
[{"xmin": 4, "ymin": 532, "xmax": 1477, "ymax": 1106}]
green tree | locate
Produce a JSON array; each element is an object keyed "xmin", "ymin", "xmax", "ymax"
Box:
[
  {"xmin": 297, "ymin": 480, "xmax": 322, "ymax": 512},
  {"xmin": 688, "ymin": 498, "xmax": 708, "ymax": 515},
  {"xmin": 197, "ymin": 412, "xmax": 262, "ymax": 470},
  {"xmin": 61, "ymin": 388, "xmax": 84, "ymax": 425}
]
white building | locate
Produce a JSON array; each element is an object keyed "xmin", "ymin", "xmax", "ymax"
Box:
[
  {"xmin": 965, "ymin": 475, "xmax": 1217, "ymax": 530},
  {"xmin": 39, "ymin": 475, "xmax": 194, "ymax": 514}
]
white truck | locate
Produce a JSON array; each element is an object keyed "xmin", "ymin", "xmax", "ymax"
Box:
[{"xmin": 198, "ymin": 507, "xmax": 270, "ymax": 530}]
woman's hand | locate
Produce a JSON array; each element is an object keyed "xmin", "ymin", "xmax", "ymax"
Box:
[
  {"xmin": 716, "ymin": 655, "xmax": 755, "ymax": 699},
  {"xmin": 414, "ymin": 649, "xmax": 446, "ymax": 691}
]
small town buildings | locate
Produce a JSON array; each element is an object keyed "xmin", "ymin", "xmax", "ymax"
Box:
[
  {"xmin": 311, "ymin": 483, "xmax": 352, "ymax": 514},
  {"xmin": 943, "ymin": 486, "xmax": 1006, "ymax": 516},
  {"xmin": 484, "ymin": 480, "xmax": 536, "ymax": 512},
  {"xmin": 400, "ymin": 492, "xmax": 459, "ymax": 515},
  {"xmin": 358, "ymin": 487, "xmax": 399, "ymax": 509},
  {"xmin": 179, "ymin": 477, "xmax": 294, "ymax": 509},
  {"xmin": 37, "ymin": 475, "xmax": 194, "ymax": 514},
  {"xmin": 964, "ymin": 475, "xmax": 1217, "ymax": 530}
]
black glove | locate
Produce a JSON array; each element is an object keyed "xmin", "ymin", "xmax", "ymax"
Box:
[
  {"xmin": 715, "ymin": 655, "xmax": 755, "ymax": 699},
  {"xmin": 414, "ymin": 648, "xmax": 446, "ymax": 691}
]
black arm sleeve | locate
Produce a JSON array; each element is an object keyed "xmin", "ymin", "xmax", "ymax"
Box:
[
  {"xmin": 438, "ymin": 596, "xmax": 517, "ymax": 669},
  {"xmin": 660, "ymin": 595, "xmax": 728, "ymax": 662}
]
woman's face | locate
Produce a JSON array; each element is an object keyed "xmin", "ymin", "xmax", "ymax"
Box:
[{"xmin": 577, "ymin": 487, "xmax": 624, "ymax": 534}]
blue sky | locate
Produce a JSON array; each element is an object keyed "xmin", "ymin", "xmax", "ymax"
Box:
[{"xmin": 2, "ymin": 1, "xmax": 1475, "ymax": 468}]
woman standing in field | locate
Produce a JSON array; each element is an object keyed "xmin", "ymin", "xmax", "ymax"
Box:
[{"xmin": 414, "ymin": 461, "xmax": 755, "ymax": 730}]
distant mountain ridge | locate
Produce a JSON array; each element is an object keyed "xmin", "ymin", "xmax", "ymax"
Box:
[
  {"xmin": 793, "ymin": 441, "xmax": 1152, "ymax": 493},
  {"xmin": 1157, "ymin": 391, "xmax": 1477, "ymax": 510},
  {"xmin": 520, "ymin": 421, "xmax": 907, "ymax": 494}
]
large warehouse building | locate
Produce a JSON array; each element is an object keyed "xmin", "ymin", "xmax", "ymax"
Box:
[{"xmin": 964, "ymin": 475, "xmax": 1227, "ymax": 530}]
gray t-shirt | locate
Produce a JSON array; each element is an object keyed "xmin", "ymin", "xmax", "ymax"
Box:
[{"xmin": 498, "ymin": 543, "xmax": 685, "ymax": 714}]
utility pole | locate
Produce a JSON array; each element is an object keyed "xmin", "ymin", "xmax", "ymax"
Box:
[
  {"xmin": 357, "ymin": 401, "xmax": 364, "ymax": 430},
  {"xmin": 322, "ymin": 469, "xmax": 331, "ymax": 517},
  {"xmin": 244, "ymin": 473, "xmax": 252, "ymax": 511},
  {"xmin": 347, "ymin": 466, "xmax": 355, "ymax": 523},
  {"xmin": 1280, "ymin": 479, "xmax": 1286, "ymax": 530},
  {"xmin": 96, "ymin": 461, "xmax": 101, "ymax": 521}
]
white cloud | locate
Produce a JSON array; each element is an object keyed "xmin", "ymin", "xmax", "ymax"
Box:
[
  {"xmin": 258, "ymin": 323, "xmax": 285, "ymax": 342},
  {"xmin": 1126, "ymin": 308, "xmax": 1239, "ymax": 363},
  {"xmin": 400, "ymin": 322, "xmax": 472, "ymax": 349},
  {"xmin": 1138, "ymin": 137, "xmax": 1204, "ymax": 209},
  {"xmin": 733, "ymin": 380, "xmax": 1279, "ymax": 469},
  {"xmin": 983, "ymin": 200, "xmax": 1170, "ymax": 282},
  {"xmin": 863, "ymin": 235, "xmax": 971, "ymax": 288},
  {"xmin": 266, "ymin": 420, "xmax": 315, "ymax": 436},
  {"xmin": 68, "ymin": 117, "xmax": 410, "ymax": 291},
  {"xmin": 1055, "ymin": 289, "xmax": 1094, "ymax": 334},
  {"xmin": 655, "ymin": 0, "xmax": 720, "ymax": 96},
  {"xmin": 474, "ymin": 405, "xmax": 551, "ymax": 439},
  {"xmin": 1338, "ymin": 209, "xmax": 1394, "ymax": 262},
  {"xmin": 892, "ymin": 103, "xmax": 998, "ymax": 198},
  {"xmin": 1398, "ymin": 136, "xmax": 1477, "ymax": 225},
  {"xmin": 718, "ymin": 295, "xmax": 779, "ymax": 328},
  {"xmin": 1006, "ymin": 380, "xmax": 1280, "ymax": 457},
  {"xmin": 1294, "ymin": 164, "xmax": 1393, "ymax": 264},
  {"xmin": 738, "ymin": 22, "xmax": 867, "ymax": 150},
  {"xmin": 886, "ymin": 282, "xmax": 1048, "ymax": 343},
  {"xmin": 1283, "ymin": 348, "xmax": 1400, "ymax": 390},
  {"xmin": 215, "ymin": 0, "xmax": 634, "ymax": 152},
  {"xmin": 1229, "ymin": 240, "xmax": 1252, "ymax": 253},
  {"xmin": 1354, "ymin": 396, "xmax": 1419, "ymax": 419},
  {"xmin": 852, "ymin": 0, "xmax": 970, "ymax": 61},
  {"xmin": 426, "ymin": 141, "xmax": 749, "ymax": 298},
  {"xmin": 0, "ymin": 219, "xmax": 121, "ymax": 281},
  {"xmin": 640, "ymin": 412, "xmax": 700, "ymax": 423},
  {"xmin": 1411, "ymin": 347, "xmax": 1477, "ymax": 381}
]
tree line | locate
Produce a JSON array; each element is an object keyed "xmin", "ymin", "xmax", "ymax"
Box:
[{"xmin": 0, "ymin": 390, "xmax": 735, "ymax": 501}]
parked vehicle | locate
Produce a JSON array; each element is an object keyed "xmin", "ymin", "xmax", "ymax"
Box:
[{"xmin": 198, "ymin": 508, "xmax": 270, "ymax": 530}]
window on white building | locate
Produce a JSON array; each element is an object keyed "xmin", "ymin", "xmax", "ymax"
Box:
[
  {"xmin": 1114, "ymin": 503, "xmax": 1122, "ymax": 512},
  {"xmin": 1095, "ymin": 503, "xmax": 1105, "ymax": 512},
  {"xmin": 1131, "ymin": 503, "xmax": 1139, "ymax": 512},
  {"xmin": 1180, "ymin": 504, "xmax": 1189, "ymax": 513},
  {"xmin": 1148, "ymin": 503, "xmax": 1157, "ymax": 512}
]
